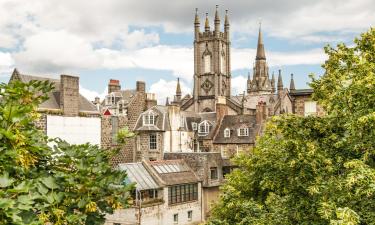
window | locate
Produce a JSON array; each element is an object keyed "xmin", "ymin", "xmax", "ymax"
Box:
[
  {"xmin": 224, "ymin": 128, "xmax": 230, "ymax": 138},
  {"xmin": 222, "ymin": 166, "xmax": 232, "ymax": 178},
  {"xmin": 238, "ymin": 128, "xmax": 249, "ymax": 137},
  {"xmin": 221, "ymin": 52, "xmax": 225, "ymax": 73},
  {"xmin": 149, "ymin": 133, "xmax": 157, "ymax": 150},
  {"xmin": 143, "ymin": 112, "xmax": 156, "ymax": 125},
  {"xmin": 192, "ymin": 122, "xmax": 197, "ymax": 131},
  {"xmin": 188, "ymin": 210, "xmax": 193, "ymax": 221},
  {"xmin": 204, "ymin": 54, "xmax": 211, "ymax": 73},
  {"xmin": 210, "ymin": 167, "xmax": 218, "ymax": 180},
  {"xmin": 168, "ymin": 183, "xmax": 198, "ymax": 205},
  {"xmin": 148, "ymin": 189, "xmax": 158, "ymax": 199},
  {"xmin": 198, "ymin": 121, "xmax": 210, "ymax": 136},
  {"xmin": 304, "ymin": 101, "xmax": 317, "ymax": 116},
  {"xmin": 180, "ymin": 117, "xmax": 185, "ymax": 128},
  {"xmin": 173, "ymin": 214, "xmax": 178, "ymax": 223}
]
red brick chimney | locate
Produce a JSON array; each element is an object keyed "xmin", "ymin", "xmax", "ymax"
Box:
[
  {"xmin": 256, "ymin": 101, "xmax": 268, "ymax": 124},
  {"xmin": 108, "ymin": 79, "xmax": 121, "ymax": 94}
]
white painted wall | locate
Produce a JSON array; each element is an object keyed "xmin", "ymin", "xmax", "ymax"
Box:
[{"xmin": 46, "ymin": 115, "xmax": 101, "ymax": 146}]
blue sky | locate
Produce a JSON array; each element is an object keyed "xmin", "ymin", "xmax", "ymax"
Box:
[{"xmin": 0, "ymin": 0, "xmax": 374, "ymax": 103}]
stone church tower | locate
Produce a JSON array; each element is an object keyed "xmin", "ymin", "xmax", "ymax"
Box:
[
  {"xmin": 192, "ymin": 6, "xmax": 231, "ymax": 112},
  {"xmin": 247, "ymin": 24, "xmax": 273, "ymax": 95}
]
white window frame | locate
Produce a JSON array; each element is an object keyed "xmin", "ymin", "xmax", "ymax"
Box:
[
  {"xmin": 224, "ymin": 128, "xmax": 230, "ymax": 138},
  {"xmin": 192, "ymin": 122, "xmax": 197, "ymax": 131},
  {"xmin": 304, "ymin": 101, "xmax": 317, "ymax": 116},
  {"xmin": 198, "ymin": 121, "xmax": 210, "ymax": 136},
  {"xmin": 143, "ymin": 111, "xmax": 156, "ymax": 126},
  {"xmin": 149, "ymin": 133, "xmax": 157, "ymax": 150},
  {"xmin": 238, "ymin": 128, "xmax": 249, "ymax": 137}
]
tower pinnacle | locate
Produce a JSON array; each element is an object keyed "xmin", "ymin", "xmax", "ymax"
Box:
[
  {"xmin": 205, "ymin": 13, "xmax": 210, "ymax": 32},
  {"xmin": 290, "ymin": 73, "xmax": 296, "ymax": 91},
  {"xmin": 256, "ymin": 23, "xmax": 266, "ymax": 60},
  {"xmin": 194, "ymin": 8, "xmax": 200, "ymax": 24}
]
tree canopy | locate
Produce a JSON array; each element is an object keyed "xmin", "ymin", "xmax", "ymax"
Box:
[
  {"xmin": 208, "ymin": 28, "xmax": 375, "ymax": 225},
  {"xmin": 0, "ymin": 80, "xmax": 133, "ymax": 224}
]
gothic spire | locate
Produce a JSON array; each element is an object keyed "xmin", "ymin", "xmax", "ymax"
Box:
[
  {"xmin": 271, "ymin": 71, "xmax": 276, "ymax": 93},
  {"xmin": 205, "ymin": 13, "xmax": 210, "ymax": 32},
  {"xmin": 214, "ymin": 5, "xmax": 220, "ymax": 22},
  {"xmin": 194, "ymin": 8, "xmax": 200, "ymax": 25},
  {"xmin": 224, "ymin": 10, "xmax": 229, "ymax": 26},
  {"xmin": 290, "ymin": 73, "xmax": 296, "ymax": 91},
  {"xmin": 277, "ymin": 69, "xmax": 283, "ymax": 91},
  {"xmin": 256, "ymin": 22, "xmax": 266, "ymax": 60},
  {"xmin": 176, "ymin": 77, "xmax": 181, "ymax": 97}
]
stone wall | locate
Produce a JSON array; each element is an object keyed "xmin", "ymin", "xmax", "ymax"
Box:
[
  {"xmin": 213, "ymin": 143, "xmax": 253, "ymax": 158},
  {"xmin": 60, "ymin": 75, "xmax": 79, "ymax": 116},
  {"xmin": 293, "ymin": 95, "xmax": 325, "ymax": 116},
  {"xmin": 135, "ymin": 132, "xmax": 164, "ymax": 161}
]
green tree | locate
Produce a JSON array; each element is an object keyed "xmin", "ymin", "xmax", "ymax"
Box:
[
  {"xmin": 0, "ymin": 80, "xmax": 134, "ymax": 224},
  {"xmin": 208, "ymin": 28, "xmax": 375, "ymax": 225}
]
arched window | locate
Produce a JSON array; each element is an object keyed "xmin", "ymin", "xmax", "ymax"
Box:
[
  {"xmin": 198, "ymin": 120, "xmax": 211, "ymax": 136},
  {"xmin": 204, "ymin": 55, "xmax": 211, "ymax": 73},
  {"xmin": 221, "ymin": 51, "xmax": 226, "ymax": 73},
  {"xmin": 224, "ymin": 128, "xmax": 230, "ymax": 138}
]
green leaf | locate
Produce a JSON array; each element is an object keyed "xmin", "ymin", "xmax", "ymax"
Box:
[
  {"xmin": 40, "ymin": 176, "xmax": 58, "ymax": 189},
  {"xmin": 0, "ymin": 172, "xmax": 14, "ymax": 188}
]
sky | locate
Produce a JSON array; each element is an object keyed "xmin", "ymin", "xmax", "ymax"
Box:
[{"xmin": 0, "ymin": 0, "xmax": 374, "ymax": 104}]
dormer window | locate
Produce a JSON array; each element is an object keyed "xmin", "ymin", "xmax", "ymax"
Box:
[
  {"xmin": 117, "ymin": 100, "xmax": 127, "ymax": 115},
  {"xmin": 224, "ymin": 128, "xmax": 230, "ymax": 138},
  {"xmin": 143, "ymin": 111, "xmax": 156, "ymax": 126},
  {"xmin": 238, "ymin": 128, "xmax": 249, "ymax": 137},
  {"xmin": 198, "ymin": 121, "xmax": 211, "ymax": 136},
  {"xmin": 192, "ymin": 122, "xmax": 197, "ymax": 131}
]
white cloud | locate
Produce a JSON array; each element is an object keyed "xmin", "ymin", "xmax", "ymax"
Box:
[
  {"xmin": 122, "ymin": 30, "xmax": 160, "ymax": 49},
  {"xmin": 231, "ymin": 75, "xmax": 248, "ymax": 95},
  {"xmin": 79, "ymin": 85, "xmax": 107, "ymax": 102},
  {"xmin": 0, "ymin": 52, "xmax": 15, "ymax": 77},
  {"xmin": 149, "ymin": 79, "xmax": 191, "ymax": 105}
]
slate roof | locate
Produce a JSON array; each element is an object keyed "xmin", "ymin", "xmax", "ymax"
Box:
[
  {"xmin": 213, "ymin": 114, "xmax": 258, "ymax": 144},
  {"xmin": 134, "ymin": 105, "xmax": 170, "ymax": 131},
  {"xmin": 118, "ymin": 163, "xmax": 161, "ymax": 191},
  {"xmin": 147, "ymin": 160, "xmax": 200, "ymax": 186},
  {"xmin": 10, "ymin": 69, "xmax": 98, "ymax": 113},
  {"xmin": 289, "ymin": 89, "xmax": 314, "ymax": 96}
]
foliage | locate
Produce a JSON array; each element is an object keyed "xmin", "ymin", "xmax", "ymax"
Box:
[
  {"xmin": 0, "ymin": 80, "xmax": 134, "ymax": 224},
  {"xmin": 208, "ymin": 28, "xmax": 375, "ymax": 224}
]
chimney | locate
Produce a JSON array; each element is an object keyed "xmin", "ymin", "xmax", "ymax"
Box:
[
  {"xmin": 136, "ymin": 81, "xmax": 146, "ymax": 93},
  {"xmin": 216, "ymin": 96, "xmax": 228, "ymax": 122},
  {"xmin": 146, "ymin": 93, "xmax": 157, "ymax": 109},
  {"xmin": 60, "ymin": 75, "xmax": 79, "ymax": 116},
  {"xmin": 256, "ymin": 101, "xmax": 268, "ymax": 124},
  {"xmin": 108, "ymin": 79, "xmax": 121, "ymax": 94}
]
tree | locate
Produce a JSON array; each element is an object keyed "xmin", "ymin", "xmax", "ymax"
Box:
[
  {"xmin": 0, "ymin": 80, "xmax": 134, "ymax": 224},
  {"xmin": 208, "ymin": 28, "xmax": 375, "ymax": 225}
]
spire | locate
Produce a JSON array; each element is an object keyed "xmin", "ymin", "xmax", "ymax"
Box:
[
  {"xmin": 205, "ymin": 13, "xmax": 210, "ymax": 32},
  {"xmin": 271, "ymin": 71, "xmax": 276, "ymax": 93},
  {"xmin": 194, "ymin": 8, "xmax": 200, "ymax": 25},
  {"xmin": 166, "ymin": 97, "xmax": 170, "ymax": 106},
  {"xmin": 290, "ymin": 73, "xmax": 296, "ymax": 91},
  {"xmin": 12, "ymin": 68, "xmax": 20, "ymax": 75},
  {"xmin": 214, "ymin": 5, "xmax": 220, "ymax": 22},
  {"xmin": 224, "ymin": 10, "xmax": 229, "ymax": 27},
  {"xmin": 256, "ymin": 22, "xmax": 266, "ymax": 60},
  {"xmin": 176, "ymin": 77, "xmax": 181, "ymax": 96},
  {"xmin": 277, "ymin": 69, "xmax": 283, "ymax": 91}
]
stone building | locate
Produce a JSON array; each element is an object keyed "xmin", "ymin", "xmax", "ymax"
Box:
[
  {"xmin": 100, "ymin": 79, "xmax": 157, "ymax": 165},
  {"xmin": 105, "ymin": 160, "xmax": 202, "ymax": 225},
  {"xmin": 9, "ymin": 69, "xmax": 101, "ymax": 145}
]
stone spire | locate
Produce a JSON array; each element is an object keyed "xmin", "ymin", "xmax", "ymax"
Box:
[
  {"xmin": 271, "ymin": 71, "xmax": 276, "ymax": 93},
  {"xmin": 247, "ymin": 72, "xmax": 252, "ymax": 93},
  {"xmin": 290, "ymin": 73, "xmax": 295, "ymax": 91},
  {"xmin": 205, "ymin": 13, "xmax": 210, "ymax": 32},
  {"xmin": 194, "ymin": 8, "xmax": 200, "ymax": 40},
  {"xmin": 224, "ymin": 9, "xmax": 230, "ymax": 40},
  {"xmin": 166, "ymin": 97, "xmax": 170, "ymax": 106},
  {"xmin": 277, "ymin": 69, "xmax": 283, "ymax": 92},
  {"xmin": 176, "ymin": 77, "xmax": 182, "ymax": 98},
  {"xmin": 214, "ymin": 5, "xmax": 220, "ymax": 37},
  {"xmin": 256, "ymin": 23, "xmax": 266, "ymax": 60}
]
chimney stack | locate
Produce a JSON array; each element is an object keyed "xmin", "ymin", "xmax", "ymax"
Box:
[
  {"xmin": 136, "ymin": 81, "xmax": 146, "ymax": 93},
  {"xmin": 108, "ymin": 79, "xmax": 121, "ymax": 94},
  {"xmin": 60, "ymin": 75, "xmax": 79, "ymax": 116},
  {"xmin": 256, "ymin": 101, "xmax": 268, "ymax": 125}
]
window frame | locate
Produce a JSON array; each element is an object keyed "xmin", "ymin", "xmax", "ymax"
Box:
[
  {"xmin": 210, "ymin": 167, "xmax": 218, "ymax": 180},
  {"xmin": 192, "ymin": 122, "xmax": 197, "ymax": 131},
  {"xmin": 304, "ymin": 101, "xmax": 317, "ymax": 116},
  {"xmin": 149, "ymin": 133, "xmax": 157, "ymax": 150},
  {"xmin": 224, "ymin": 128, "xmax": 230, "ymax": 138},
  {"xmin": 143, "ymin": 111, "xmax": 156, "ymax": 126},
  {"xmin": 168, "ymin": 183, "xmax": 198, "ymax": 205},
  {"xmin": 198, "ymin": 121, "xmax": 210, "ymax": 136},
  {"xmin": 238, "ymin": 128, "xmax": 249, "ymax": 137},
  {"xmin": 173, "ymin": 213, "xmax": 178, "ymax": 223},
  {"xmin": 188, "ymin": 210, "xmax": 193, "ymax": 221}
]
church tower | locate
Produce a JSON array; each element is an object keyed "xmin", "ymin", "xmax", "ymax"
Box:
[
  {"xmin": 247, "ymin": 24, "xmax": 272, "ymax": 95},
  {"xmin": 193, "ymin": 6, "xmax": 231, "ymax": 112}
]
